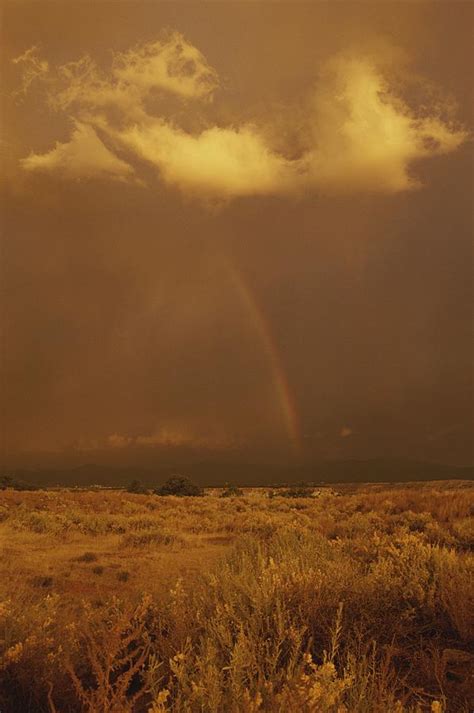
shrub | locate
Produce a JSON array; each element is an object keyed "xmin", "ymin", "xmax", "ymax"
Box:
[
  {"xmin": 58, "ymin": 598, "xmax": 152, "ymax": 713},
  {"xmin": 122, "ymin": 530, "xmax": 184, "ymax": 548},
  {"xmin": 1, "ymin": 483, "xmax": 473, "ymax": 712},
  {"xmin": 220, "ymin": 484, "xmax": 244, "ymax": 498},
  {"xmin": 153, "ymin": 476, "xmax": 203, "ymax": 497},
  {"xmin": 30, "ymin": 575, "xmax": 54, "ymax": 588},
  {"xmin": 126, "ymin": 479, "xmax": 147, "ymax": 494},
  {"xmin": 0, "ymin": 475, "xmax": 38, "ymax": 491},
  {"xmin": 76, "ymin": 552, "xmax": 98, "ymax": 563},
  {"xmin": 280, "ymin": 486, "xmax": 314, "ymax": 498}
]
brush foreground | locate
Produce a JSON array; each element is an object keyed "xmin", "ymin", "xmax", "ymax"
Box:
[{"xmin": 0, "ymin": 482, "xmax": 472, "ymax": 712}]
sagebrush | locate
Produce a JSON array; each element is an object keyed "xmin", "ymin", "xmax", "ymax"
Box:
[{"xmin": 0, "ymin": 482, "xmax": 472, "ymax": 712}]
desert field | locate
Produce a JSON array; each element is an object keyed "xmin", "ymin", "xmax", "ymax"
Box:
[{"xmin": 0, "ymin": 482, "xmax": 472, "ymax": 713}]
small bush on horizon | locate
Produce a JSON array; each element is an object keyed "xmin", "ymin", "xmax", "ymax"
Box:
[
  {"xmin": 0, "ymin": 475, "xmax": 38, "ymax": 491},
  {"xmin": 153, "ymin": 476, "xmax": 203, "ymax": 497},
  {"xmin": 126, "ymin": 479, "xmax": 148, "ymax": 494},
  {"xmin": 220, "ymin": 484, "xmax": 243, "ymax": 498},
  {"xmin": 280, "ymin": 486, "xmax": 314, "ymax": 498}
]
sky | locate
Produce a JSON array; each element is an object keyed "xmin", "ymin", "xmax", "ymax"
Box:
[{"xmin": 1, "ymin": 2, "xmax": 473, "ymax": 468}]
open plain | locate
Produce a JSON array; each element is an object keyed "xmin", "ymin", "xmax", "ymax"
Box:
[{"xmin": 0, "ymin": 481, "xmax": 472, "ymax": 712}]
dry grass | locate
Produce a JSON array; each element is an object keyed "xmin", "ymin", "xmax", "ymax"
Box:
[{"xmin": 0, "ymin": 482, "xmax": 472, "ymax": 712}]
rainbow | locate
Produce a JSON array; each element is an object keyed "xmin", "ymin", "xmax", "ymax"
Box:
[{"xmin": 227, "ymin": 264, "xmax": 302, "ymax": 456}]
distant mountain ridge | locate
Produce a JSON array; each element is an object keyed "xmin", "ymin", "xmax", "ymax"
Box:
[{"xmin": 3, "ymin": 459, "xmax": 472, "ymax": 488}]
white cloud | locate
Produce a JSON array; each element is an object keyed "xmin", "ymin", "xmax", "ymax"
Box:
[
  {"xmin": 105, "ymin": 428, "xmax": 232, "ymax": 450},
  {"xmin": 111, "ymin": 33, "xmax": 218, "ymax": 100},
  {"xmin": 21, "ymin": 121, "xmax": 134, "ymax": 181},
  {"xmin": 15, "ymin": 38, "xmax": 467, "ymax": 199},
  {"xmin": 298, "ymin": 57, "xmax": 467, "ymax": 194},
  {"xmin": 38, "ymin": 32, "xmax": 217, "ymax": 121},
  {"xmin": 107, "ymin": 433, "xmax": 133, "ymax": 448},
  {"xmin": 12, "ymin": 46, "xmax": 49, "ymax": 95},
  {"xmin": 117, "ymin": 120, "xmax": 296, "ymax": 198}
]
